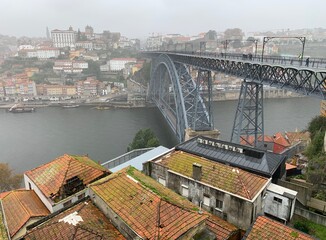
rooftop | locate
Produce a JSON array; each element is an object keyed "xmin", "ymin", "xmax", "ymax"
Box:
[
  {"xmin": 25, "ymin": 154, "xmax": 109, "ymax": 200},
  {"xmin": 24, "ymin": 200, "xmax": 125, "ymax": 240},
  {"xmin": 155, "ymin": 151, "xmax": 269, "ymax": 200},
  {"xmin": 176, "ymin": 136, "xmax": 285, "ymax": 177},
  {"xmin": 243, "ymin": 216, "xmax": 316, "ymax": 240},
  {"xmin": 0, "ymin": 190, "xmax": 50, "ymax": 238},
  {"xmin": 90, "ymin": 166, "xmax": 238, "ymax": 239}
]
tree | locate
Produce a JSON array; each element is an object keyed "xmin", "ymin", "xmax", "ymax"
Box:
[
  {"xmin": 223, "ymin": 28, "xmax": 244, "ymax": 41},
  {"xmin": 127, "ymin": 128, "xmax": 160, "ymax": 151},
  {"xmin": 307, "ymin": 154, "xmax": 326, "ymax": 186},
  {"xmin": 0, "ymin": 163, "xmax": 22, "ymax": 192},
  {"xmin": 307, "ymin": 115, "xmax": 326, "ymax": 139},
  {"xmin": 305, "ymin": 115, "xmax": 326, "ymax": 186},
  {"xmin": 82, "ymin": 60, "xmax": 101, "ymax": 79}
]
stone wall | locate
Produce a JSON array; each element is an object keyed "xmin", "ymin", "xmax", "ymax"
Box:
[{"xmin": 295, "ymin": 207, "xmax": 326, "ymax": 226}]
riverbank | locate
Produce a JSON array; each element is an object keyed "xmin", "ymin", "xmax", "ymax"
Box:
[{"xmin": 0, "ymin": 90, "xmax": 306, "ymax": 110}]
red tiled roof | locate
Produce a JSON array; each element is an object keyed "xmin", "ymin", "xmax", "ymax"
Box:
[
  {"xmin": 273, "ymin": 132, "xmax": 290, "ymax": 147},
  {"xmin": 1, "ymin": 190, "xmax": 49, "ymax": 237},
  {"xmin": 25, "ymin": 154, "xmax": 109, "ymax": 199},
  {"xmin": 244, "ymin": 216, "xmax": 315, "ymax": 240},
  {"xmin": 286, "ymin": 163, "xmax": 297, "ymax": 171},
  {"xmin": 25, "ymin": 200, "xmax": 125, "ymax": 240},
  {"xmin": 157, "ymin": 151, "xmax": 269, "ymax": 200},
  {"xmin": 285, "ymin": 131, "xmax": 311, "ymax": 145},
  {"xmin": 206, "ymin": 215, "xmax": 240, "ymax": 240},
  {"xmin": 90, "ymin": 167, "xmax": 213, "ymax": 239}
]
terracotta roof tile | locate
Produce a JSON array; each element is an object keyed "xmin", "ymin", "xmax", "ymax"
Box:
[
  {"xmin": 25, "ymin": 154, "xmax": 109, "ymax": 199},
  {"xmin": 25, "ymin": 200, "xmax": 125, "ymax": 240},
  {"xmin": 243, "ymin": 216, "xmax": 316, "ymax": 240},
  {"xmin": 1, "ymin": 190, "xmax": 49, "ymax": 237},
  {"xmin": 90, "ymin": 167, "xmax": 216, "ymax": 239},
  {"xmin": 157, "ymin": 151, "xmax": 269, "ymax": 200},
  {"xmin": 286, "ymin": 131, "xmax": 311, "ymax": 145},
  {"xmin": 273, "ymin": 132, "xmax": 290, "ymax": 147},
  {"xmin": 206, "ymin": 215, "xmax": 239, "ymax": 240}
]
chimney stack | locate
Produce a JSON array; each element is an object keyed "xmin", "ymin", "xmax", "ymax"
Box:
[{"xmin": 192, "ymin": 163, "xmax": 202, "ymax": 181}]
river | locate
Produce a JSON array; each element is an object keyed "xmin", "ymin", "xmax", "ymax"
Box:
[{"xmin": 0, "ymin": 97, "xmax": 321, "ymax": 173}]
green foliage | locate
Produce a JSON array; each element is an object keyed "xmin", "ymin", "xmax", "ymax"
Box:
[
  {"xmin": 0, "ymin": 163, "xmax": 22, "ymax": 192},
  {"xmin": 307, "ymin": 154, "xmax": 326, "ymax": 185},
  {"xmin": 305, "ymin": 130, "xmax": 325, "ymax": 159},
  {"xmin": 133, "ymin": 62, "xmax": 151, "ymax": 86},
  {"xmin": 127, "ymin": 128, "xmax": 160, "ymax": 152},
  {"xmin": 314, "ymin": 190, "xmax": 326, "ymax": 201},
  {"xmin": 293, "ymin": 221, "xmax": 309, "ymax": 234},
  {"xmin": 307, "ymin": 115, "xmax": 326, "ymax": 139},
  {"xmin": 82, "ymin": 60, "xmax": 101, "ymax": 78},
  {"xmin": 293, "ymin": 217, "xmax": 326, "ymax": 239}
]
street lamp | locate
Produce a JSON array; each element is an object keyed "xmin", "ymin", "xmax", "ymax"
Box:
[
  {"xmin": 200, "ymin": 42, "xmax": 206, "ymax": 55},
  {"xmin": 245, "ymin": 39, "xmax": 258, "ymax": 57},
  {"xmin": 261, "ymin": 36, "xmax": 306, "ymax": 64},
  {"xmin": 185, "ymin": 42, "xmax": 193, "ymax": 53}
]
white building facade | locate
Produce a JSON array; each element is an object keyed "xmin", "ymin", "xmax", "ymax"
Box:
[
  {"xmin": 51, "ymin": 27, "xmax": 76, "ymax": 48},
  {"xmin": 109, "ymin": 58, "xmax": 137, "ymax": 71}
]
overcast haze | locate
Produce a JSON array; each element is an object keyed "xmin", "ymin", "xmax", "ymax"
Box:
[{"xmin": 1, "ymin": 0, "xmax": 325, "ymax": 38}]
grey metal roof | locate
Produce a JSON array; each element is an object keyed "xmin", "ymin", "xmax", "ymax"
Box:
[
  {"xmin": 109, "ymin": 146, "xmax": 170, "ymax": 172},
  {"xmin": 175, "ymin": 136, "xmax": 285, "ymax": 177}
]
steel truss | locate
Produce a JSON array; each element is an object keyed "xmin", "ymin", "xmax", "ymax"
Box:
[
  {"xmin": 166, "ymin": 53, "xmax": 326, "ymax": 99},
  {"xmin": 231, "ymin": 81, "xmax": 264, "ymax": 147},
  {"xmin": 149, "ymin": 54, "xmax": 212, "ymax": 142}
]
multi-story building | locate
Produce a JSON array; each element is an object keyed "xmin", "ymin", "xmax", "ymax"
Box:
[
  {"xmin": 35, "ymin": 47, "xmax": 60, "ymax": 59},
  {"xmin": 51, "ymin": 27, "xmax": 76, "ymax": 48},
  {"xmin": 76, "ymin": 77, "xmax": 101, "ymax": 96},
  {"xmin": 75, "ymin": 41, "xmax": 93, "ymax": 50},
  {"xmin": 108, "ymin": 58, "xmax": 137, "ymax": 71},
  {"xmin": 146, "ymin": 35, "xmax": 163, "ymax": 50},
  {"xmin": 3, "ymin": 81, "xmax": 37, "ymax": 96},
  {"xmin": 144, "ymin": 136, "xmax": 296, "ymax": 230},
  {"xmin": 53, "ymin": 60, "xmax": 88, "ymax": 73}
]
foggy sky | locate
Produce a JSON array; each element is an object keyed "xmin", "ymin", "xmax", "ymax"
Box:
[{"xmin": 1, "ymin": 0, "xmax": 325, "ymax": 38}]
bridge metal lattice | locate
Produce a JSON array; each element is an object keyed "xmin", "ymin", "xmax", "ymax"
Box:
[
  {"xmin": 231, "ymin": 81, "xmax": 264, "ymax": 147},
  {"xmin": 145, "ymin": 52, "xmax": 326, "ymax": 144},
  {"xmin": 149, "ymin": 54, "xmax": 212, "ymax": 142},
  {"xmin": 166, "ymin": 53, "xmax": 326, "ymax": 99}
]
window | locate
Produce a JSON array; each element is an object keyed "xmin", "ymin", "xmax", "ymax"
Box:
[
  {"xmin": 158, "ymin": 177, "xmax": 166, "ymax": 186},
  {"xmin": 203, "ymin": 196, "xmax": 210, "ymax": 206},
  {"xmin": 63, "ymin": 200, "xmax": 72, "ymax": 208},
  {"xmin": 216, "ymin": 200, "xmax": 223, "ymax": 210},
  {"xmin": 28, "ymin": 182, "xmax": 32, "ymax": 190},
  {"xmin": 78, "ymin": 193, "xmax": 86, "ymax": 200},
  {"xmin": 273, "ymin": 196, "xmax": 283, "ymax": 204},
  {"xmin": 181, "ymin": 185, "xmax": 189, "ymax": 197}
]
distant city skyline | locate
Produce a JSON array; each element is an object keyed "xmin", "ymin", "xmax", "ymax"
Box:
[{"xmin": 1, "ymin": 0, "xmax": 326, "ymax": 38}]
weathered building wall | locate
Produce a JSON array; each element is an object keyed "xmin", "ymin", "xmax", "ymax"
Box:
[
  {"xmin": 146, "ymin": 160, "xmax": 258, "ymax": 230},
  {"xmin": 264, "ymin": 190, "xmax": 295, "ymax": 222},
  {"xmin": 277, "ymin": 179, "xmax": 312, "ymax": 206}
]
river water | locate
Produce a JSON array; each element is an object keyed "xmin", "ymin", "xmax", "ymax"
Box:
[{"xmin": 0, "ymin": 97, "xmax": 320, "ymax": 173}]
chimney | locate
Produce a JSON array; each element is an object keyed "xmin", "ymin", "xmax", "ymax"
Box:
[{"xmin": 192, "ymin": 163, "xmax": 202, "ymax": 181}]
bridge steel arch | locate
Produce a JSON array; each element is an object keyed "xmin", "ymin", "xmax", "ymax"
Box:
[
  {"xmin": 149, "ymin": 54, "xmax": 212, "ymax": 142},
  {"xmin": 145, "ymin": 52, "xmax": 326, "ymax": 145}
]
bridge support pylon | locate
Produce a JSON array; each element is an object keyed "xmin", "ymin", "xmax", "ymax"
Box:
[
  {"xmin": 185, "ymin": 128, "xmax": 220, "ymax": 141},
  {"xmin": 231, "ymin": 80, "xmax": 264, "ymax": 147}
]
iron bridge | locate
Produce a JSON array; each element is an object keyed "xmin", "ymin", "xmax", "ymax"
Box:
[{"xmin": 144, "ymin": 51, "xmax": 326, "ymax": 143}]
